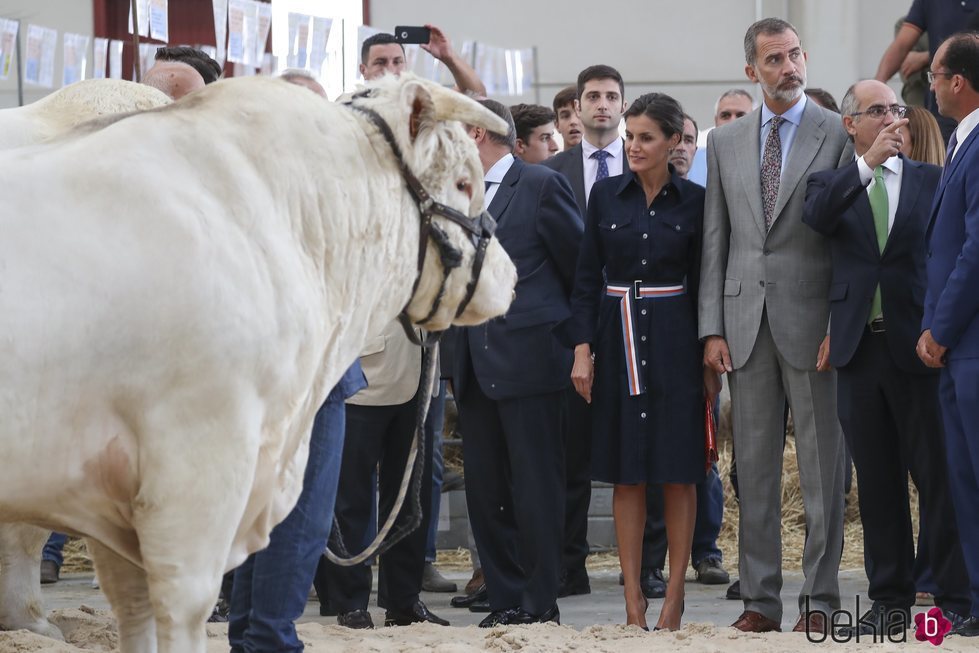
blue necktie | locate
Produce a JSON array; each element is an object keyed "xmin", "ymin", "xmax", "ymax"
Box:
[
  {"xmin": 941, "ymin": 131, "xmax": 958, "ymax": 185},
  {"xmin": 591, "ymin": 149, "xmax": 611, "ymax": 182}
]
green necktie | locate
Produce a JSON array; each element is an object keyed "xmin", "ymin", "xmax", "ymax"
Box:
[{"xmin": 868, "ymin": 165, "xmax": 888, "ymax": 323}]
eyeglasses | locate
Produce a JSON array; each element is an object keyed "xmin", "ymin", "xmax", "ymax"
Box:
[
  {"xmin": 927, "ymin": 70, "xmax": 958, "ymax": 83},
  {"xmin": 851, "ymin": 104, "xmax": 908, "ymax": 119}
]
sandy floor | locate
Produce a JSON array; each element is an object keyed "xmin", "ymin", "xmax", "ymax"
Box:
[{"xmin": 1, "ymin": 607, "xmax": 972, "ymax": 653}]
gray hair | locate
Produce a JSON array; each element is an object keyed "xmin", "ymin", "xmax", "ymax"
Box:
[
  {"xmin": 713, "ymin": 88, "xmax": 755, "ymax": 116},
  {"xmin": 744, "ymin": 18, "xmax": 800, "ymax": 65},
  {"xmin": 279, "ymin": 68, "xmax": 320, "ymax": 83},
  {"xmin": 839, "ymin": 83, "xmax": 860, "ymax": 117}
]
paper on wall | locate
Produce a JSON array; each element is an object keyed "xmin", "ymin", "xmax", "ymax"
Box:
[
  {"xmin": 92, "ymin": 37, "xmax": 108, "ymax": 79},
  {"xmin": 253, "ymin": 1, "xmax": 271, "ymax": 68},
  {"xmin": 293, "ymin": 13, "xmax": 311, "ymax": 69},
  {"xmin": 139, "ymin": 42, "xmax": 155, "ymax": 79},
  {"xmin": 25, "ymin": 24, "xmax": 57, "ymax": 88},
  {"xmin": 212, "ymin": 0, "xmax": 228, "ymax": 65},
  {"xmin": 0, "ymin": 18, "xmax": 19, "ymax": 81},
  {"xmin": 308, "ymin": 16, "xmax": 332, "ymax": 74},
  {"xmin": 128, "ymin": 0, "xmax": 150, "ymax": 37},
  {"xmin": 149, "ymin": 0, "xmax": 168, "ymax": 42},
  {"xmin": 62, "ymin": 32, "xmax": 90, "ymax": 86}
]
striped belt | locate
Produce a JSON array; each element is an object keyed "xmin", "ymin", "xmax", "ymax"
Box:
[{"xmin": 606, "ymin": 281, "xmax": 685, "ymax": 396}]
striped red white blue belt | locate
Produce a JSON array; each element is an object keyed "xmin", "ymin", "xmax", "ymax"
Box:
[{"xmin": 606, "ymin": 281, "xmax": 686, "ymax": 396}]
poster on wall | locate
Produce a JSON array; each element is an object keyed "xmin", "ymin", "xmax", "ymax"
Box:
[
  {"xmin": 129, "ymin": 0, "xmax": 150, "ymax": 37},
  {"xmin": 109, "ymin": 39, "xmax": 123, "ymax": 79},
  {"xmin": 212, "ymin": 0, "xmax": 228, "ymax": 64},
  {"xmin": 308, "ymin": 16, "xmax": 332, "ymax": 75},
  {"xmin": 254, "ymin": 1, "xmax": 272, "ymax": 68},
  {"xmin": 0, "ymin": 18, "xmax": 18, "ymax": 81},
  {"xmin": 24, "ymin": 24, "xmax": 58, "ymax": 88},
  {"xmin": 139, "ymin": 42, "xmax": 155, "ymax": 78},
  {"xmin": 149, "ymin": 0, "xmax": 169, "ymax": 42},
  {"xmin": 93, "ymin": 37, "xmax": 108, "ymax": 79},
  {"xmin": 289, "ymin": 12, "xmax": 311, "ymax": 69},
  {"xmin": 227, "ymin": 0, "xmax": 259, "ymax": 66},
  {"xmin": 62, "ymin": 32, "xmax": 90, "ymax": 86}
]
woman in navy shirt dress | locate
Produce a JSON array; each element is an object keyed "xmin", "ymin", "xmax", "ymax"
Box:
[{"xmin": 570, "ymin": 93, "xmax": 719, "ymax": 631}]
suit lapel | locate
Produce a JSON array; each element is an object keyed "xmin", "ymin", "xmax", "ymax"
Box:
[
  {"xmin": 736, "ymin": 111, "xmax": 766, "ymax": 236},
  {"xmin": 488, "ymin": 157, "xmax": 523, "ymax": 224},
  {"xmin": 771, "ymin": 100, "xmax": 825, "ymax": 228},
  {"xmin": 887, "ymin": 157, "xmax": 921, "ymax": 254},
  {"xmin": 929, "ymin": 125, "xmax": 979, "ymax": 229}
]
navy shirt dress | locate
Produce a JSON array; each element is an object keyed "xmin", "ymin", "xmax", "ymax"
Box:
[{"xmin": 570, "ymin": 167, "xmax": 706, "ymax": 485}]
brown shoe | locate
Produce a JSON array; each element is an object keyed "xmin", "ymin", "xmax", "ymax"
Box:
[
  {"xmin": 464, "ymin": 568, "xmax": 485, "ymax": 595},
  {"xmin": 793, "ymin": 612, "xmax": 827, "ymax": 635},
  {"xmin": 731, "ymin": 610, "xmax": 781, "ymax": 632}
]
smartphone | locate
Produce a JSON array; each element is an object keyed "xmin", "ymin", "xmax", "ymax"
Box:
[{"xmin": 394, "ymin": 26, "xmax": 431, "ymax": 44}]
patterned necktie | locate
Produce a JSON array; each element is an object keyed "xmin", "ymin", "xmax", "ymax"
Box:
[
  {"xmin": 941, "ymin": 131, "xmax": 958, "ymax": 184},
  {"xmin": 761, "ymin": 115, "xmax": 784, "ymax": 230},
  {"xmin": 868, "ymin": 165, "xmax": 889, "ymax": 323},
  {"xmin": 591, "ymin": 149, "xmax": 611, "ymax": 182}
]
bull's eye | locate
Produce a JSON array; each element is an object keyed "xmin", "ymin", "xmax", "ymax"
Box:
[{"xmin": 456, "ymin": 180, "xmax": 472, "ymax": 198}]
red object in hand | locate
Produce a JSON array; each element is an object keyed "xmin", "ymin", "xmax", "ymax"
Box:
[{"xmin": 705, "ymin": 395, "xmax": 719, "ymax": 473}]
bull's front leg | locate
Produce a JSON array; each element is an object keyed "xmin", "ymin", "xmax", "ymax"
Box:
[{"xmin": 0, "ymin": 523, "xmax": 64, "ymax": 640}]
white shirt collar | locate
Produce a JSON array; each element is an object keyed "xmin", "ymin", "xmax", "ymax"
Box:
[
  {"xmin": 952, "ymin": 106, "xmax": 979, "ymax": 159},
  {"xmin": 484, "ymin": 153, "xmax": 514, "ymax": 184},
  {"xmin": 581, "ymin": 135, "xmax": 623, "ymax": 160},
  {"xmin": 761, "ymin": 93, "xmax": 807, "ymax": 127}
]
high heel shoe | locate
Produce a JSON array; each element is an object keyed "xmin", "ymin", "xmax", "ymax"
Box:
[{"xmin": 653, "ymin": 600, "xmax": 684, "ymax": 631}]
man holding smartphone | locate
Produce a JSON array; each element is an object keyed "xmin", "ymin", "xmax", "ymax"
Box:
[{"xmin": 361, "ymin": 24, "xmax": 485, "ymax": 98}]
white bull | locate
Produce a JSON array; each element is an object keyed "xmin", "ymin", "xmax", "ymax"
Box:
[
  {"xmin": 0, "ymin": 74, "xmax": 515, "ymax": 652},
  {"xmin": 0, "ymin": 79, "xmax": 172, "ymax": 642}
]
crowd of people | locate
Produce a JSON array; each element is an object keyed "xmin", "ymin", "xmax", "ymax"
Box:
[{"xmin": 34, "ymin": 5, "xmax": 979, "ymax": 651}]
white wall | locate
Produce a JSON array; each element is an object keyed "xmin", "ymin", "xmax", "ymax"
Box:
[
  {"xmin": 369, "ymin": 0, "xmax": 908, "ymax": 129},
  {"xmin": 0, "ymin": 1, "xmax": 93, "ymax": 108}
]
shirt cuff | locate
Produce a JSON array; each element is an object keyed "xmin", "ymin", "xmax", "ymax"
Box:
[{"xmin": 856, "ymin": 155, "xmax": 874, "ymax": 186}]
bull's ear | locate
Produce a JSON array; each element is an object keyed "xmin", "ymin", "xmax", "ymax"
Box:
[{"xmin": 402, "ymin": 79, "xmax": 436, "ymax": 143}]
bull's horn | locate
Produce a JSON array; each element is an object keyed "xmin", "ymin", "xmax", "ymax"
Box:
[{"xmin": 427, "ymin": 84, "xmax": 508, "ymax": 136}]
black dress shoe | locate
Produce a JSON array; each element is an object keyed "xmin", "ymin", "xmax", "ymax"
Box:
[
  {"xmin": 384, "ymin": 599, "xmax": 449, "ymax": 627},
  {"xmin": 507, "ymin": 604, "xmax": 561, "ymax": 625},
  {"xmin": 640, "ymin": 568, "xmax": 666, "ymax": 599},
  {"xmin": 467, "ymin": 598, "xmax": 492, "ymax": 613},
  {"xmin": 337, "ymin": 609, "xmax": 374, "ymax": 629},
  {"xmin": 951, "ymin": 615, "xmax": 979, "ymax": 637},
  {"xmin": 450, "ymin": 584, "xmax": 487, "ymax": 608},
  {"xmin": 837, "ymin": 603, "xmax": 909, "ymax": 637},
  {"xmin": 558, "ymin": 567, "xmax": 591, "ymax": 597},
  {"xmin": 478, "ymin": 607, "xmax": 519, "ymax": 628}
]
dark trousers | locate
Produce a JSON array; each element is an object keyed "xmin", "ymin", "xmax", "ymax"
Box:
[
  {"xmin": 318, "ymin": 395, "xmax": 432, "ymax": 612},
  {"xmin": 562, "ymin": 388, "xmax": 592, "ymax": 574},
  {"xmin": 938, "ymin": 357, "xmax": 979, "ymax": 617},
  {"xmin": 838, "ymin": 330, "xmax": 969, "ymax": 615},
  {"xmin": 460, "ymin": 375, "xmax": 566, "ymax": 615}
]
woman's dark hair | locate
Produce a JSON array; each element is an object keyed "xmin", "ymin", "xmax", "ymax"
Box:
[{"xmin": 623, "ymin": 92, "xmax": 685, "ymax": 138}]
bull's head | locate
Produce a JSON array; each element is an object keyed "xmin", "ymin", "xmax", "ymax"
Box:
[{"xmin": 350, "ymin": 75, "xmax": 516, "ymax": 331}]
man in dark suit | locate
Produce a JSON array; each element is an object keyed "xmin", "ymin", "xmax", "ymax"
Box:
[
  {"xmin": 804, "ymin": 79, "xmax": 971, "ymax": 635},
  {"xmin": 455, "ymin": 99, "xmax": 583, "ymax": 626},
  {"xmin": 543, "ymin": 65, "xmax": 629, "ymax": 598},
  {"xmin": 918, "ymin": 31, "xmax": 979, "ymax": 637}
]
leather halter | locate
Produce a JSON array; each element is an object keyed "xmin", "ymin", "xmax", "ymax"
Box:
[{"xmin": 345, "ymin": 92, "xmax": 497, "ymax": 346}]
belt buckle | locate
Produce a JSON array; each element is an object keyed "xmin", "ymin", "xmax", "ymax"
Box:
[
  {"xmin": 869, "ymin": 318, "xmax": 885, "ymax": 334},
  {"xmin": 633, "ymin": 280, "xmax": 641, "ymax": 300}
]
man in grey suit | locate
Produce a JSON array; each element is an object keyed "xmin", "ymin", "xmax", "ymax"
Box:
[{"xmin": 699, "ymin": 17, "xmax": 851, "ymax": 635}]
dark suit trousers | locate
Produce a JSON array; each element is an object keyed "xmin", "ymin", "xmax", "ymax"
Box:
[
  {"xmin": 837, "ymin": 330, "xmax": 969, "ymax": 614},
  {"xmin": 562, "ymin": 388, "xmax": 592, "ymax": 573},
  {"xmin": 939, "ymin": 358, "xmax": 979, "ymax": 617},
  {"xmin": 319, "ymin": 395, "xmax": 432, "ymax": 612},
  {"xmin": 460, "ymin": 374, "xmax": 566, "ymax": 615}
]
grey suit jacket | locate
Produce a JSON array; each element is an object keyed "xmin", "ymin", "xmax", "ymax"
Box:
[{"xmin": 698, "ymin": 99, "xmax": 852, "ymax": 371}]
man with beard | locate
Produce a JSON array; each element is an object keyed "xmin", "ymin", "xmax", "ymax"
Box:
[{"xmin": 699, "ymin": 17, "xmax": 851, "ymax": 636}]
